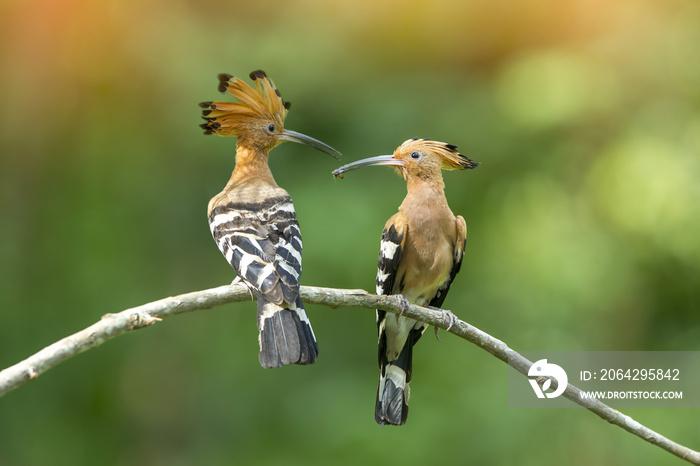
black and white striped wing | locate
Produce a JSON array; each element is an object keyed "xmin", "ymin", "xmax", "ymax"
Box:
[
  {"xmin": 375, "ymin": 212, "xmax": 407, "ymax": 297},
  {"xmin": 375, "ymin": 212, "xmax": 408, "ymax": 369},
  {"xmin": 266, "ymin": 199, "xmax": 303, "ymax": 305},
  {"xmin": 208, "ymin": 195, "xmax": 302, "ymax": 305}
]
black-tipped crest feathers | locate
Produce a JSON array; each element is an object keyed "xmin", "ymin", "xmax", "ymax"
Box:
[
  {"xmin": 199, "ymin": 70, "xmax": 289, "ymax": 137},
  {"xmin": 407, "ymin": 138, "xmax": 479, "ymax": 170},
  {"xmin": 217, "ymin": 73, "xmax": 233, "ymax": 93},
  {"xmin": 249, "ymin": 69, "xmax": 267, "ymax": 80}
]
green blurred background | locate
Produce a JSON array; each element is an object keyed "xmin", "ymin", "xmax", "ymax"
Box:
[{"xmin": 1, "ymin": 0, "xmax": 699, "ymax": 464}]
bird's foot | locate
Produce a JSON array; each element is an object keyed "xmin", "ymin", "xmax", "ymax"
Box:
[
  {"xmin": 430, "ymin": 307, "xmax": 458, "ymax": 341},
  {"xmin": 397, "ymin": 295, "xmax": 410, "ymax": 317},
  {"xmin": 442, "ymin": 309, "xmax": 458, "ymax": 332},
  {"xmin": 231, "ymin": 276, "xmax": 255, "ymax": 301}
]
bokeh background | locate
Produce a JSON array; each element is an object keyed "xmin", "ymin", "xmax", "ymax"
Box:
[{"xmin": 1, "ymin": 0, "xmax": 699, "ymax": 464}]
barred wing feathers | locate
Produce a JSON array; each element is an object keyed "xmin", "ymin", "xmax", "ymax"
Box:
[{"xmin": 208, "ymin": 195, "xmax": 317, "ymax": 367}]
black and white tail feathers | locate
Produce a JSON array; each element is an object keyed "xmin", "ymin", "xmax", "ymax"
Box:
[
  {"xmin": 257, "ymin": 296, "xmax": 317, "ymax": 368},
  {"xmin": 376, "ymin": 315, "xmax": 425, "ymax": 425},
  {"xmin": 208, "ymin": 194, "xmax": 318, "ymax": 368}
]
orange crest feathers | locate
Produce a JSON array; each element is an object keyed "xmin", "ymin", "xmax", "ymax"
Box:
[
  {"xmin": 407, "ymin": 138, "xmax": 479, "ymax": 170},
  {"xmin": 199, "ymin": 70, "xmax": 290, "ymax": 136}
]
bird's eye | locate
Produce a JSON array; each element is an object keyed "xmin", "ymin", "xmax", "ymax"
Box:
[
  {"xmin": 266, "ymin": 123, "xmax": 276, "ymax": 133},
  {"xmin": 410, "ymin": 151, "xmax": 421, "ymax": 159}
]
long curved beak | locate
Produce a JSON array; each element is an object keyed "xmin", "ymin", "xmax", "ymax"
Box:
[
  {"xmin": 332, "ymin": 155, "xmax": 403, "ymax": 178},
  {"xmin": 279, "ymin": 130, "xmax": 342, "ymax": 159}
]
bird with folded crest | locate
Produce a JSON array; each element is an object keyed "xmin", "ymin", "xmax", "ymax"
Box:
[
  {"xmin": 200, "ymin": 70, "xmax": 340, "ymax": 368},
  {"xmin": 333, "ymin": 138, "xmax": 478, "ymax": 424}
]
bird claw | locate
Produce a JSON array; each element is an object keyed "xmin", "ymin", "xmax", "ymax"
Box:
[
  {"xmin": 430, "ymin": 307, "xmax": 458, "ymax": 342},
  {"xmin": 231, "ymin": 276, "xmax": 255, "ymax": 301},
  {"xmin": 443, "ymin": 309, "xmax": 458, "ymax": 332}
]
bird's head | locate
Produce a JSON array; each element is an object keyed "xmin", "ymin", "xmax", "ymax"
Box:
[
  {"xmin": 333, "ymin": 138, "xmax": 478, "ymax": 180},
  {"xmin": 200, "ymin": 70, "xmax": 340, "ymax": 158}
]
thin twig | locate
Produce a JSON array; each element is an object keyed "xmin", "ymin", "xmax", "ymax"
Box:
[{"xmin": 0, "ymin": 284, "xmax": 697, "ymax": 464}]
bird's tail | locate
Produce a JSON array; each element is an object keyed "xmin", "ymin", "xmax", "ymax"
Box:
[
  {"xmin": 257, "ymin": 296, "xmax": 318, "ymax": 368},
  {"xmin": 375, "ymin": 337, "xmax": 414, "ymax": 426}
]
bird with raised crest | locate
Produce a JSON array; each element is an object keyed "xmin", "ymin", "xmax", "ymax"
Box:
[
  {"xmin": 200, "ymin": 70, "xmax": 341, "ymax": 368},
  {"xmin": 333, "ymin": 138, "xmax": 478, "ymax": 425}
]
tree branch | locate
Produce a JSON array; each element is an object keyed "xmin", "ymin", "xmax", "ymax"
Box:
[{"xmin": 0, "ymin": 284, "xmax": 698, "ymax": 464}]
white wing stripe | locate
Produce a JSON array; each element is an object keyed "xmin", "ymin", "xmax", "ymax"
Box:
[
  {"xmin": 254, "ymin": 264, "xmax": 277, "ymax": 288},
  {"xmin": 277, "ymin": 261, "xmax": 301, "ymax": 280},
  {"xmin": 210, "ymin": 211, "xmax": 245, "ymax": 232},
  {"xmin": 379, "ymin": 241, "xmax": 399, "ymax": 261},
  {"xmin": 277, "ymin": 241, "xmax": 302, "ymax": 263},
  {"xmin": 238, "ymin": 253, "xmax": 256, "ymax": 277}
]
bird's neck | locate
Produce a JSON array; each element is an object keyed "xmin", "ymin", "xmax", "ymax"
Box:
[
  {"xmin": 405, "ymin": 175, "xmax": 446, "ymax": 201},
  {"xmin": 401, "ymin": 176, "xmax": 451, "ymax": 216},
  {"xmin": 228, "ymin": 144, "xmax": 277, "ymax": 187}
]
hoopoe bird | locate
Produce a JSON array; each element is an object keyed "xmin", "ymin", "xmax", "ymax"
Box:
[
  {"xmin": 333, "ymin": 138, "xmax": 478, "ymax": 425},
  {"xmin": 200, "ymin": 70, "xmax": 341, "ymax": 368}
]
